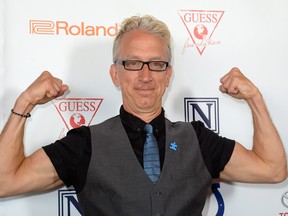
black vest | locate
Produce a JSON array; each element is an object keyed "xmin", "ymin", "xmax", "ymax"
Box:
[{"xmin": 77, "ymin": 116, "xmax": 212, "ymax": 216}]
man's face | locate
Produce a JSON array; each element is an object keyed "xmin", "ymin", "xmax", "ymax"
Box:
[{"xmin": 110, "ymin": 30, "xmax": 172, "ymax": 119}]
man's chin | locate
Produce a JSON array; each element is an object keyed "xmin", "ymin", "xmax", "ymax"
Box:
[{"xmin": 137, "ymin": 101, "xmax": 160, "ymax": 112}]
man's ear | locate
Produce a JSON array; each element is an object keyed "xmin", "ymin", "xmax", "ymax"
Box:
[{"xmin": 110, "ymin": 64, "xmax": 120, "ymax": 87}]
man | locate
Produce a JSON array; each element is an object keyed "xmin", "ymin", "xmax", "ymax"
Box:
[{"xmin": 0, "ymin": 15, "xmax": 287, "ymax": 215}]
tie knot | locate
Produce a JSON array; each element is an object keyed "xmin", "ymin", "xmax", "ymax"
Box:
[{"xmin": 144, "ymin": 124, "xmax": 153, "ymax": 134}]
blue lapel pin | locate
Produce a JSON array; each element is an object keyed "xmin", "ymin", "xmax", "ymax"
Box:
[{"xmin": 170, "ymin": 141, "xmax": 177, "ymax": 151}]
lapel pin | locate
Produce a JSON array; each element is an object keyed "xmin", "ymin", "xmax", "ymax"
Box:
[{"xmin": 170, "ymin": 141, "xmax": 177, "ymax": 151}]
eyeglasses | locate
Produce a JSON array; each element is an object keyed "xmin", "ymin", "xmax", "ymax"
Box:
[{"xmin": 114, "ymin": 60, "xmax": 169, "ymax": 72}]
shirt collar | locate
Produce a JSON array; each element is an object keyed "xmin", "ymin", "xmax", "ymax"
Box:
[{"xmin": 119, "ymin": 105, "xmax": 165, "ymax": 134}]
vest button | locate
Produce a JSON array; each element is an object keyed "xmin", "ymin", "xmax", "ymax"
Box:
[{"xmin": 153, "ymin": 191, "xmax": 161, "ymax": 197}]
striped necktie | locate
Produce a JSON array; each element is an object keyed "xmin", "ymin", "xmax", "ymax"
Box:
[{"xmin": 143, "ymin": 123, "xmax": 161, "ymax": 184}]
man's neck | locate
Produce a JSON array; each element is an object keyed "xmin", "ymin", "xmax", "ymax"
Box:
[{"xmin": 121, "ymin": 105, "xmax": 163, "ymax": 123}]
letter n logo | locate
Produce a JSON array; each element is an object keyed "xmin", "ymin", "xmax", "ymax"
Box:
[
  {"xmin": 184, "ymin": 97, "xmax": 220, "ymax": 134},
  {"xmin": 58, "ymin": 189, "xmax": 82, "ymax": 216}
]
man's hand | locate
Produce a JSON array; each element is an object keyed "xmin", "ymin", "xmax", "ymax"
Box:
[
  {"xmin": 219, "ymin": 67, "xmax": 259, "ymax": 100},
  {"xmin": 21, "ymin": 71, "xmax": 69, "ymax": 107}
]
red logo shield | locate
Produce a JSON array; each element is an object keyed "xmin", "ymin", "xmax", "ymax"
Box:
[{"xmin": 52, "ymin": 98, "xmax": 103, "ymax": 130}]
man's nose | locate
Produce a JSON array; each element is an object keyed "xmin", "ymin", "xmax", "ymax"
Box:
[{"xmin": 139, "ymin": 64, "xmax": 152, "ymax": 81}]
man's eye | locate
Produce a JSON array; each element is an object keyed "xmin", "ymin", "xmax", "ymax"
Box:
[
  {"xmin": 126, "ymin": 60, "xmax": 138, "ymax": 66},
  {"xmin": 152, "ymin": 62, "xmax": 164, "ymax": 67}
]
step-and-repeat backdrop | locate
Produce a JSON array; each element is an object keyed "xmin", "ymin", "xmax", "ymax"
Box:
[{"xmin": 1, "ymin": 0, "xmax": 288, "ymax": 215}]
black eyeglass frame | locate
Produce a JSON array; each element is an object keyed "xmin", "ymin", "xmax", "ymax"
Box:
[{"xmin": 114, "ymin": 60, "xmax": 169, "ymax": 72}]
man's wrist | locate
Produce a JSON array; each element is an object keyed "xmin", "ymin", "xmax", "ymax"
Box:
[
  {"xmin": 11, "ymin": 109, "xmax": 31, "ymax": 118},
  {"xmin": 13, "ymin": 93, "xmax": 35, "ymax": 116}
]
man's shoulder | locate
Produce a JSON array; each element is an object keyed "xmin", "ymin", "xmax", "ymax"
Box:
[{"xmin": 89, "ymin": 115, "xmax": 121, "ymax": 131}]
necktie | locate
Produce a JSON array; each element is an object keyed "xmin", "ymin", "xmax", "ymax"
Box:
[{"xmin": 143, "ymin": 123, "xmax": 161, "ymax": 184}]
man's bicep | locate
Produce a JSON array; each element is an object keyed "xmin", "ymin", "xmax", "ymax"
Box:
[
  {"xmin": 11, "ymin": 148, "xmax": 63, "ymax": 196},
  {"xmin": 219, "ymin": 142, "xmax": 270, "ymax": 183}
]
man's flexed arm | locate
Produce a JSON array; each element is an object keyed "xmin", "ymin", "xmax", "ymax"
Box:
[
  {"xmin": 219, "ymin": 67, "xmax": 287, "ymax": 183},
  {"xmin": 0, "ymin": 71, "xmax": 68, "ymax": 197}
]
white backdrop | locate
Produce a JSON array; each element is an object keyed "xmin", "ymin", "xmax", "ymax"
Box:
[{"xmin": 1, "ymin": 0, "xmax": 288, "ymax": 215}]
